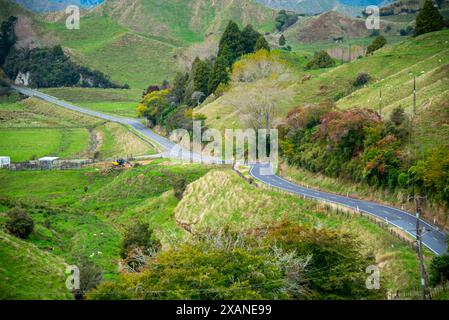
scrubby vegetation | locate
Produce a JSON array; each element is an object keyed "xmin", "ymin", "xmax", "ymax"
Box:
[
  {"xmin": 280, "ymin": 100, "xmax": 449, "ymax": 213},
  {"xmin": 366, "ymin": 36, "xmax": 387, "ymax": 55},
  {"xmin": 306, "ymin": 51, "xmax": 336, "ymax": 69},
  {"xmin": 90, "ymin": 224, "xmax": 381, "ymax": 300},
  {"xmin": 136, "ymin": 21, "xmax": 271, "ymax": 132},
  {"xmin": 3, "ymin": 45, "xmax": 125, "ymax": 88},
  {"xmin": 5, "ymin": 207, "xmax": 34, "ymax": 239}
]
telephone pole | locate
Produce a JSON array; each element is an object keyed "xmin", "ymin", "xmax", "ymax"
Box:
[
  {"xmin": 409, "ymin": 74, "xmax": 431, "ymax": 299},
  {"xmin": 378, "ymin": 87, "xmax": 382, "ymax": 117},
  {"xmin": 413, "ymin": 76, "xmax": 417, "ymax": 116},
  {"xmin": 414, "ymin": 197, "xmax": 431, "ymax": 300}
]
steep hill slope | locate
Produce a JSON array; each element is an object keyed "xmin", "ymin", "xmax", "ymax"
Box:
[
  {"xmin": 0, "ymin": 230, "xmax": 71, "ymax": 299},
  {"xmin": 256, "ymin": 0, "xmax": 394, "ymax": 16},
  {"xmin": 3, "ymin": 0, "xmax": 275, "ymax": 88},
  {"xmin": 198, "ymin": 30, "xmax": 449, "ymax": 131}
]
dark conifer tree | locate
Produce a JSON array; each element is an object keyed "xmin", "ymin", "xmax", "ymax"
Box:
[
  {"xmin": 0, "ymin": 16, "xmax": 17, "ymax": 66},
  {"xmin": 218, "ymin": 21, "xmax": 244, "ymax": 67},
  {"xmin": 241, "ymin": 24, "xmax": 261, "ymax": 54},
  {"xmin": 208, "ymin": 56, "xmax": 229, "ymax": 94},
  {"xmin": 415, "ymin": 0, "xmax": 444, "ymax": 36},
  {"xmin": 254, "ymin": 35, "xmax": 270, "ymax": 52}
]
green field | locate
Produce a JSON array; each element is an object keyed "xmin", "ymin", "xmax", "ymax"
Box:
[
  {"xmin": 0, "ymin": 127, "xmax": 89, "ymax": 162},
  {"xmin": 0, "ymin": 97, "xmax": 153, "ymax": 161},
  {"xmin": 41, "ymin": 87, "xmax": 141, "ymax": 118}
]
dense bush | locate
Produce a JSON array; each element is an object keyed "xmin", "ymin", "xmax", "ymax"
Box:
[
  {"xmin": 429, "ymin": 255, "xmax": 449, "ymax": 286},
  {"xmin": 5, "ymin": 207, "xmax": 34, "ymax": 239},
  {"xmin": 265, "ymin": 222, "xmax": 381, "ymax": 299},
  {"xmin": 72, "ymin": 256, "xmax": 103, "ymax": 300},
  {"xmin": 366, "ymin": 36, "xmax": 387, "ymax": 55},
  {"xmin": 0, "ymin": 16, "xmax": 17, "ymax": 66},
  {"xmin": 280, "ymin": 104, "xmax": 410, "ymax": 191},
  {"xmin": 89, "ymin": 222, "xmax": 382, "ymax": 300},
  {"xmin": 120, "ymin": 222, "xmax": 161, "ymax": 259},
  {"xmin": 306, "ymin": 51, "xmax": 335, "ymax": 69},
  {"xmin": 173, "ymin": 177, "xmax": 187, "ymax": 200},
  {"xmin": 275, "ymin": 10, "xmax": 298, "ymax": 32},
  {"xmin": 353, "ymin": 73, "xmax": 371, "ymax": 87},
  {"xmin": 3, "ymin": 45, "xmax": 124, "ymax": 88}
]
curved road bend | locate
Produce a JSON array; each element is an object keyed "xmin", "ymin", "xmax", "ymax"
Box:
[{"xmin": 12, "ymin": 86, "xmax": 448, "ymax": 255}]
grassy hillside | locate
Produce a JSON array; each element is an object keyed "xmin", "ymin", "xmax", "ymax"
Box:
[
  {"xmin": 0, "ymin": 230, "xmax": 72, "ymax": 299},
  {"xmin": 0, "ymin": 97, "xmax": 153, "ymax": 161},
  {"xmin": 0, "ymin": 161, "xmax": 211, "ymax": 281},
  {"xmin": 0, "ymin": 162, "xmax": 429, "ymax": 296},
  {"xmin": 1, "ymin": 0, "xmax": 274, "ymax": 89},
  {"xmin": 198, "ymin": 30, "xmax": 449, "ymax": 130},
  {"xmin": 174, "ymin": 169, "xmax": 427, "ymax": 292}
]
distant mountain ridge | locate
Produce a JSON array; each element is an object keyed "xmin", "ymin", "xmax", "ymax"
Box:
[
  {"xmin": 255, "ymin": 0, "xmax": 394, "ymax": 16},
  {"xmin": 13, "ymin": 0, "xmax": 104, "ymax": 12}
]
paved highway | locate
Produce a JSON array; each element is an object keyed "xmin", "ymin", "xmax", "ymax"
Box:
[{"xmin": 12, "ymin": 85, "xmax": 448, "ymax": 255}]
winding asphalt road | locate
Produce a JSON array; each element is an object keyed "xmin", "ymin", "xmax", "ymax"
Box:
[{"xmin": 12, "ymin": 85, "xmax": 448, "ymax": 255}]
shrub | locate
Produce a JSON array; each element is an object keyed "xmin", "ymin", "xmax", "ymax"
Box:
[
  {"xmin": 72, "ymin": 256, "xmax": 103, "ymax": 300},
  {"xmin": 120, "ymin": 222, "xmax": 160, "ymax": 259},
  {"xmin": 390, "ymin": 106, "xmax": 406, "ymax": 126},
  {"xmin": 366, "ymin": 36, "xmax": 387, "ymax": 55},
  {"xmin": 353, "ymin": 73, "xmax": 371, "ymax": 87},
  {"xmin": 5, "ymin": 207, "xmax": 34, "ymax": 239},
  {"xmin": 306, "ymin": 51, "xmax": 335, "ymax": 69},
  {"xmin": 174, "ymin": 177, "xmax": 187, "ymax": 200},
  {"xmin": 429, "ymin": 255, "xmax": 449, "ymax": 286},
  {"xmin": 279, "ymin": 34, "xmax": 286, "ymax": 46}
]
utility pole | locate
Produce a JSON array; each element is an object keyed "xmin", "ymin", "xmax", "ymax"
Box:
[
  {"xmin": 413, "ymin": 76, "xmax": 417, "ymax": 116},
  {"xmin": 378, "ymin": 87, "xmax": 382, "ymax": 117},
  {"xmin": 409, "ymin": 74, "xmax": 431, "ymax": 300},
  {"xmin": 415, "ymin": 197, "xmax": 431, "ymax": 300}
]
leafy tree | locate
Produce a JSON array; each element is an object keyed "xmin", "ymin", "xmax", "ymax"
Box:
[
  {"xmin": 5, "ymin": 207, "xmax": 34, "ymax": 239},
  {"xmin": 414, "ymin": 147, "xmax": 449, "ymax": 206},
  {"xmin": 254, "ymin": 35, "xmax": 270, "ymax": 52},
  {"xmin": 137, "ymin": 89, "xmax": 171, "ymax": 126},
  {"xmin": 429, "ymin": 255, "xmax": 449, "ymax": 286},
  {"xmin": 366, "ymin": 35, "xmax": 387, "ymax": 55},
  {"xmin": 275, "ymin": 10, "xmax": 298, "ymax": 32},
  {"xmin": 208, "ymin": 55, "xmax": 229, "ymax": 94},
  {"xmin": 415, "ymin": 0, "xmax": 444, "ymax": 36},
  {"xmin": 266, "ymin": 222, "xmax": 382, "ymax": 299},
  {"xmin": 279, "ymin": 34, "xmax": 286, "ymax": 46},
  {"xmin": 0, "ymin": 16, "xmax": 17, "ymax": 66},
  {"xmin": 306, "ymin": 51, "xmax": 335, "ymax": 69},
  {"xmin": 120, "ymin": 222, "xmax": 160, "ymax": 259},
  {"xmin": 217, "ymin": 21, "xmax": 244, "ymax": 67}
]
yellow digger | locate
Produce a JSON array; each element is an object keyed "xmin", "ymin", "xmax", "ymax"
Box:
[{"xmin": 112, "ymin": 158, "xmax": 133, "ymax": 168}]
